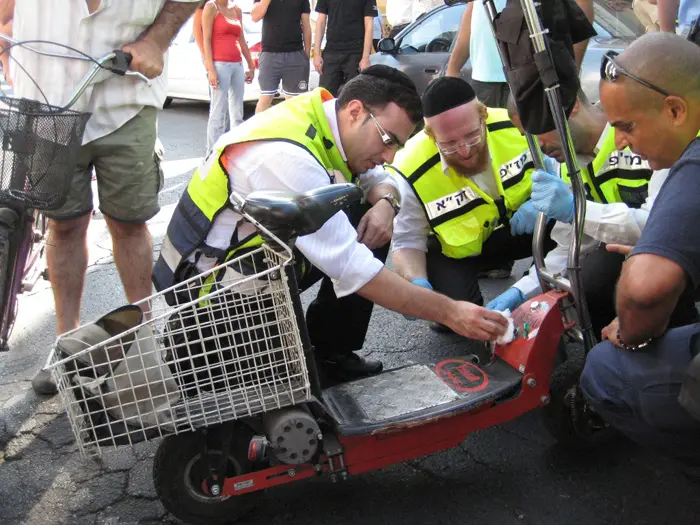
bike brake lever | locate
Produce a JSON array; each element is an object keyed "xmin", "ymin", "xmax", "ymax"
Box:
[{"xmin": 107, "ymin": 50, "xmax": 151, "ymax": 85}]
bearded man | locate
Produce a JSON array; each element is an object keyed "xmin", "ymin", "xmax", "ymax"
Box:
[{"xmin": 389, "ymin": 77, "xmax": 554, "ymax": 331}]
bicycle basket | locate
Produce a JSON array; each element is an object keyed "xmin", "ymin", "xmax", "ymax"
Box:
[
  {"xmin": 46, "ymin": 245, "xmax": 311, "ymax": 457},
  {"xmin": 0, "ymin": 97, "xmax": 90, "ymax": 210}
]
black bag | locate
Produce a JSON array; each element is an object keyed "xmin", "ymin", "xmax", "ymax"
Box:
[{"xmin": 494, "ymin": 0, "xmax": 596, "ymax": 134}]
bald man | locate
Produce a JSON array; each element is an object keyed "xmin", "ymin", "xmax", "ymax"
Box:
[{"xmin": 580, "ymin": 33, "xmax": 700, "ymax": 465}]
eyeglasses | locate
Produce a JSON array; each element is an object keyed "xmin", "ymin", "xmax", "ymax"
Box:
[
  {"xmin": 367, "ymin": 111, "xmax": 399, "ymax": 149},
  {"xmin": 437, "ymin": 121, "xmax": 484, "ymax": 156},
  {"xmin": 600, "ymin": 50, "xmax": 671, "ymax": 98}
]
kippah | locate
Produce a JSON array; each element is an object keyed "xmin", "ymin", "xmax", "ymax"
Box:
[
  {"xmin": 422, "ymin": 76, "xmax": 477, "ymax": 118},
  {"xmin": 359, "ymin": 64, "xmax": 416, "ymax": 91}
]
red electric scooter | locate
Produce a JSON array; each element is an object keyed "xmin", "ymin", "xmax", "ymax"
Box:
[
  {"xmin": 144, "ymin": 1, "xmax": 611, "ymax": 522},
  {"xmin": 46, "ymin": 1, "xmax": 610, "ymax": 524}
]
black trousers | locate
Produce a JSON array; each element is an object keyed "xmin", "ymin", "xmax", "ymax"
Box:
[
  {"xmin": 580, "ymin": 244, "xmax": 699, "ymax": 338},
  {"xmin": 426, "ymin": 223, "xmax": 557, "ymax": 306},
  {"xmin": 300, "ymin": 202, "xmax": 389, "ymax": 359},
  {"xmin": 319, "ymin": 51, "xmax": 362, "ymax": 97}
]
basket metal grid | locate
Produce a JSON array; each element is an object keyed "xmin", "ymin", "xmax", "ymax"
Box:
[{"xmin": 46, "ymin": 244, "xmax": 310, "ymax": 457}]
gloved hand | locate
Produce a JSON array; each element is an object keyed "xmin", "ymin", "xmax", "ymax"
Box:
[
  {"xmin": 485, "ymin": 287, "xmax": 526, "ymax": 312},
  {"xmin": 530, "ymin": 169, "xmax": 574, "ymax": 224},
  {"xmin": 510, "ymin": 200, "xmax": 539, "ymax": 236},
  {"xmin": 403, "ymin": 277, "xmax": 433, "ymax": 321},
  {"xmin": 542, "ymin": 155, "xmax": 559, "ymax": 175}
]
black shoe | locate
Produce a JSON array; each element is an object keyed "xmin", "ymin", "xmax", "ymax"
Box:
[
  {"xmin": 320, "ymin": 353, "xmax": 383, "ymax": 383},
  {"xmin": 429, "ymin": 322, "xmax": 454, "ymax": 334}
]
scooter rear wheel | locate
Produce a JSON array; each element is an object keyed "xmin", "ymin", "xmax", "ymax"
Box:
[
  {"xmin": 153, "ymin": 423, "xmax": 258, "ymax": 525},
  {"xmin": 542, "ymin": 343, "xmax": 618, "ymax": 450}
]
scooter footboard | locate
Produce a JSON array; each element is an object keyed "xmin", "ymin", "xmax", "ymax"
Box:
[{"xmin": 323, "ymin": 357, "xmax": 523, "ymax": 436}]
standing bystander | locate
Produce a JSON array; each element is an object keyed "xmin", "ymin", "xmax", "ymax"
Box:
[
  {"xmin": 202, "ymin": 0, "xmax": 255, "ymax": 150},
  {"xmin": 313, "ymin": 0, "xmax": 377, "ymax": 97},
  {"xmin": 6, "ymin": 0, "xmax": 199, "ymax": 395},
  {"xmin": 251, "ymin": 0, "xmax": 311, "ymax": 113}
]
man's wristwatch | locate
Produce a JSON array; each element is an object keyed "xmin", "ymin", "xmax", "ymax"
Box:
[{"xmin": 379, "ymin": 193, "xmax": 401, "ymax": 215}]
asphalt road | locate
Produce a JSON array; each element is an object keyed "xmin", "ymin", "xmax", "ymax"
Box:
[{"xmin": 0, "ymin": 100, "xmax": 698, "ymax": 525}]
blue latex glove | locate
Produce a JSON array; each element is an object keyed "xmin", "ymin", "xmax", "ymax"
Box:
[
  {"xmin": 530, "ymin": 169, "xmax": 574, "ymax": 224},
  {"xmin": 404, "ymin": 277, "xmax": 432, "ymax": 321},
  {"xmin": 485, "ymin": 287, "xmax": 526, "ymax": 312},
  {"xmin": 510, "ymin": 200, "xmax": 538, "ymax": 236}
]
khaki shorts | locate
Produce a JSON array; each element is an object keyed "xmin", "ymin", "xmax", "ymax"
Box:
[{"xmin": 46, "ymin": 106, "xmax": 163, "ymax": 223}]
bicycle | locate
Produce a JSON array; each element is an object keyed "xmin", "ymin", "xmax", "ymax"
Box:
[{"xmin": 0, "ymin": 37, "xmax": 147, "ymax": 352}]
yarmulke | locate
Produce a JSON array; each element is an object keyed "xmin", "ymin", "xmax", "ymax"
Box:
[{"xmin": 422, "ymin": 77, "xmax": 477, "ymax": 118}]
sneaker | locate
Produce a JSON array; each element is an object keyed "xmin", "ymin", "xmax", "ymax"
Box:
[
  {"xmin": 478, "ymin": 261, "xmax": 514, "ymax": 280},
  {"xmin": 32, "ymin": 369, "xmax": 57, "ymax": 396}
]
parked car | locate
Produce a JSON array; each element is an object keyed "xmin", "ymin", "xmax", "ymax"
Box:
[
  {"xmin": 370, "ymin": 0, "xmax": 644, "ymax": 102},
  {"xmin": 165, "ymin": 8, "xmax": 319, "ymax": 107}
]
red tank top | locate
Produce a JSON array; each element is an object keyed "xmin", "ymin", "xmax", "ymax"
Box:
[{"xmin": 211, "ymin": 11, "xmax": 242, "ymax": 63}]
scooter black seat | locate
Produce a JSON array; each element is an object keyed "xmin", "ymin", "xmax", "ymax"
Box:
[
  {"xmin": 242, "ymin": 183, "xmax": 363, "ymax": 237},
  {"xmin": 322, "ymin": 356, "xmax": 523, "ymax": 436}
]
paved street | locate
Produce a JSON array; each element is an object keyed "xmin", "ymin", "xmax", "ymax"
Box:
[{"xmin": 0, "ymin": 100, "xmax": 699, "ymax": 525}]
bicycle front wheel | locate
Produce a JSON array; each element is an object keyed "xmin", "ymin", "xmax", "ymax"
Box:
[{"xmin": 0, "ymin": 207, "xmax": 19, "ymax": 351}]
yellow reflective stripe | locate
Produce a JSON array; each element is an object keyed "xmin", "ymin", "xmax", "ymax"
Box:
[{"xmin": 197, "ymin": 235, "xmax": 264, "ymax": 306}]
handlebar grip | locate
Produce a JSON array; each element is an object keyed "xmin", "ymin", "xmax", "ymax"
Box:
[{"xmin": 109, "ymin": 50, "xmax": 132, "ymax": 76}]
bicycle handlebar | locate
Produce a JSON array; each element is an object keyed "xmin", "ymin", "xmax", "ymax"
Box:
[
  {"xmin": 0, "ymin": 34, "xmax": 151, "ymax": 110},
  {"xmin": 63, "ymin": 51, "xmax": 150, "ymax": 109}
]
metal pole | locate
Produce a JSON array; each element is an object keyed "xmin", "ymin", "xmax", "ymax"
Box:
[
  {"xmin": 482, "ymin": 0, "xmax": 548, "ymax": 295},
  {"xmin": 481, "ymin": 0, "xmax": 595, "ymax": 349},
  {"xmin": 517, "ymin": 0, "xmax": 595, "ymax": 350}
]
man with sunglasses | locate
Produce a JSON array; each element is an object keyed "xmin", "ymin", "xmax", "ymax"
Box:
[
  {"xmin": 389, "ymin": 76, "xmax": 551, "ymax": 325},
  {"xmin": 578, "ymin": 33, "xmax": 700, "ymax": 465},
  {"xmin": 154, "ymin": 66, "xmax": 508, "ymax": 384},
  {"xmin": 485, "ymin": 92, "xmax": 699, "ymax": 337}
]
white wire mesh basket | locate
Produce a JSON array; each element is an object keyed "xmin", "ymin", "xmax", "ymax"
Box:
[{"xmin": 45, "ymin": 244, "xmax": 311, "ymax": 457}]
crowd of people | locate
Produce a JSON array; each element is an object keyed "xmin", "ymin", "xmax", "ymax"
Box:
[{"xmin": 0, "ymin": 0, "xmax": 699, "ymax": 491}]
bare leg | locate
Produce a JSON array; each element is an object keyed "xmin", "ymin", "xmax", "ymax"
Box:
[
  {"xmin": 255, "ymin": 94, "xmax": 274, "ymax": 113},
  {"xmin": 46, "ymin": 214, "xmax": 91, "ymax": 334},
  {"xmin": 104, "ymin": 217, "xmax": 153, "ymax": 313}
]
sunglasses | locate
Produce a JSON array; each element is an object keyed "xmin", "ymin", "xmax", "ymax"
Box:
[{"xmin": 600, "ymin": 50, "xmax": 671, "ymax": 98}]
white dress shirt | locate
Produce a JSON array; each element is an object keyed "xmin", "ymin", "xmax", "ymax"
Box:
[
  {"xmin": 195, "ymin": 98, "xmax": 396, "ymax": 298},
  {"xmin": 391, "ymin": 152, "xmax": 496, "ymax": 253},
  {"xmin": 512, "ymin": 168, "xmax": 669, "ymax": 298},
  {"xmin": 11, "ymin": 0, "xmax": 198, "ymax": 144}
]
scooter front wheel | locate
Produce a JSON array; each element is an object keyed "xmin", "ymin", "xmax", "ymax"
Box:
[
  {"xmin": 542, "ymin": 343, "xmax": 618, "ymax": 450},
  {"xmin": 153, "ymin": 423, "xmax": 258, "ymax": 525}
]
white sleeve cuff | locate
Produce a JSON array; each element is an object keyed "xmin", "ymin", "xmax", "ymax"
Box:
[
  {"xmin": 358, "ymin": 167, "xmax": 399, "ymax": 194},
  {"xmin": 513, "ymin": 267, "xmax": 542, "ymax": 298},
  {"xmin": 332, "ymin": 243, "xmax": 384, "ymax": 297}
]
